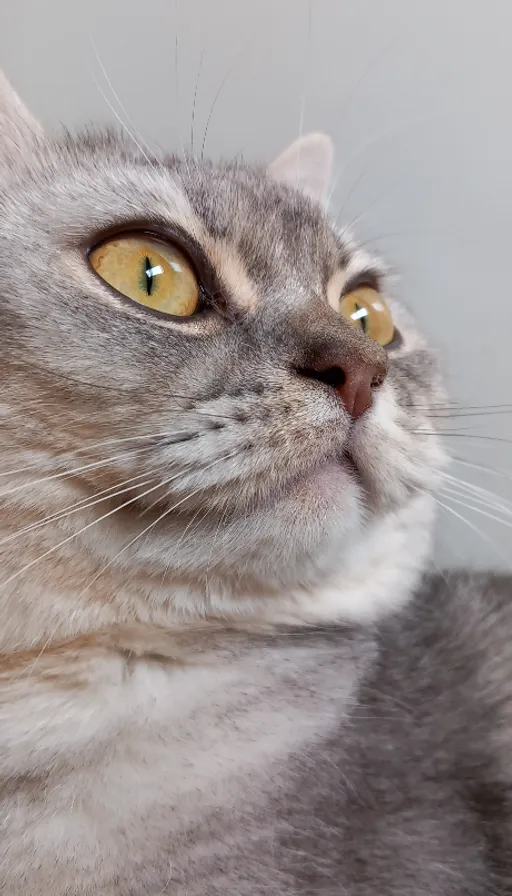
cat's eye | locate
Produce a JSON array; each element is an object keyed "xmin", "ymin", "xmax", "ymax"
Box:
[
  {"xmin": 338, "ymin": 287, "xmax": 395, "ymax": 347},
  {"xmin": 89, "ymin": 234, "xmax": 200, "ymax": 317}
]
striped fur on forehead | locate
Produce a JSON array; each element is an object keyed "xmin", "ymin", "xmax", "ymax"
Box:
[
  {"xmin": 179, "ymin": 191, "xmax": 386, "ymax": 317},
  {"xmin": 177, "ymin": 160, "xmax": 347, "ymax": 293}
]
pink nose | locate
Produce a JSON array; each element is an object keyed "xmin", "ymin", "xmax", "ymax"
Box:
[
  {"xmin": 336, "ymin": 366, "xmax": 385, "ymax": 420},
  {"xmin": 299, "ymin": 346, "xmax": 387, "ymax": 420}
]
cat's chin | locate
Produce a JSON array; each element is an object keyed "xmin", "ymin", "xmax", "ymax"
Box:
[
  {"xmin": 304, "ymin": 455, "xmax": 361, "ymax": 498},
  {"xmin": 272, "ymin": 455, "xmax": 364, "ymax": 538},
  {"xmin": 262, "ymin": 454, "xmax": 362, "ymax": 513}
]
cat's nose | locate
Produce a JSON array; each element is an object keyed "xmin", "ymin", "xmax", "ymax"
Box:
[{"xmin": 298, "ymin": 341, "xmax": 387, "ymax": 420}]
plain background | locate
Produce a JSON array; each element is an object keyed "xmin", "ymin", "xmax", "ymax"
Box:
[{"xmin": 2, "ymin": 0, "xmax": 511, "ymax": 569}]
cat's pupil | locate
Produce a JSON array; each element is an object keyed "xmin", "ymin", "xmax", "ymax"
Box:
[
  {"xmin": 144, "ymin": 256, "xmax": 154, "ymax": 296},
  {"xmin": 354, "ymin": 302, "xmax": 368, "ymax": 335}
]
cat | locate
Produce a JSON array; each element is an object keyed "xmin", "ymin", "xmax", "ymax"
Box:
[{"xmin": 0, "ymin": 68, "xmax": 511, "ymax": 895}]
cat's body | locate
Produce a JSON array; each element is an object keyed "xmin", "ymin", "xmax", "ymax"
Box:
[
  {"xmin": 0, "ymin": 71, "xmax": 511, "ymax": 894},
  {"xmin": 4, "ymin": 573, "xmax": 512, "ymax": 894}
]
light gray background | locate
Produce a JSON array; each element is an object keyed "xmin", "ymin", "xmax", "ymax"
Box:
[{"xmin": 2, "ymin": 0, "xmax": 511, "ymax": 569}]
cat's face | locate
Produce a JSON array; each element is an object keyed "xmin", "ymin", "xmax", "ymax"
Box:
[{"xmin": 0, "ymin": 73, "xmax": 445, "ymax": 618}]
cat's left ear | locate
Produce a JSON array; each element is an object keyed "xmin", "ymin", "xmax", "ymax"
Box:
[
  {"xmin": 0, "ymin": 70, "xmax": 44, "ymax": 165},
  {"xmin": 267, "ymin": 133, "xmax": 334, "ymax": 206}
]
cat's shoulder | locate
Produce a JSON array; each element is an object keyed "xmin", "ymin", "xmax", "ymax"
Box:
[
  {"xmin": 428, "ymin": 568, "xmax": 512, "ymax": 607},
  {"xmin": 410, "ymin": 569, "xmax": 512, "ymax": 651},
  {"xmin": 375, "ymin": 570, "xmax": 512, "ymax": 739},
  {"xmin": 380, "ymin": 569, "xmax": 512, "ymax": 647}
]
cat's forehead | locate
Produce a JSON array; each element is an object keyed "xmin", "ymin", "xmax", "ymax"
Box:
[
  {"xmin": 184, "ymin": 163, "xmax": 339, "ymax": 260},
  {"xmin": 10, "ymin": 134, "xmax": 384, "ymax": 317},
  {"xmin": 167, "ymin": 158, "xmax": 380, "ymax": 313}
]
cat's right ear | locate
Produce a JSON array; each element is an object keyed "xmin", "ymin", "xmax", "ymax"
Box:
[
  {"xmin": 267, "ymin": 133, "xmax": 334, "ymax": 206},
  {"xmin": 0, "ymin": 71, "xmax": 43, "ymax": 164}
]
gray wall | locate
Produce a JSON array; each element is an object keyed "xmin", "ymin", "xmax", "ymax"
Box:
[{"xmin": 2, "ymin": 0, "xmax": 512, "ymax": 569}]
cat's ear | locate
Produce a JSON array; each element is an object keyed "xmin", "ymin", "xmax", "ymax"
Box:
[
  {"xmin": 0, "ymin": 70, "xmax": 43, "ymax": 163},
  {"xmin": 267, "ymin": 133, "xmax": 334, "ymax": 205}
]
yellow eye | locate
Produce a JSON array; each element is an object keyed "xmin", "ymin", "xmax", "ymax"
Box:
[
  {"xmin": 89, "ymin": 234, "xmax": 200, "ymax": 317},
  {"xmin": 338, "ymin": 287, "xmax": 395, "ymax": 347}
]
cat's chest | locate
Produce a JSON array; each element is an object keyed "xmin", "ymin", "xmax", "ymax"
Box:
[
  {"xmin": 4, "ymin": 634, "xmax": 498, "ymax": 896},
  {"xmin": 77, "ymin": 676, "xmax": 489, "ymax": 896},
  {"xmin": 14, "ymin": 637, "xmax": 367, "ymax": 893},
  {"xmin": 87, "ymin": 638, "xmax": 364, "ymax": 812}
]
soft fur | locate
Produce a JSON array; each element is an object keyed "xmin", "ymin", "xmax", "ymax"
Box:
[{"xmin": 0, "ymin": 71, "xmax": 510, "ymax": 894}]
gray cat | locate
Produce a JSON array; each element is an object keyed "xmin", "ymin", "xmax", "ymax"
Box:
[{"xmin": 0, "ymin": 69, "xmax": 511, "ymax": 895}]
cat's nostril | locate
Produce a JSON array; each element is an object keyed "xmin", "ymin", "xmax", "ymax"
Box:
[
  {"xmin": 297, "ymin": 353, "xmax": 387, "ymax": 421},
  {"xmin": 300, "ymin": 366, "xmax": 346, "ymax": 390}
]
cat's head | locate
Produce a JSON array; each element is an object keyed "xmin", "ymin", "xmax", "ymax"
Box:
[{"xmin": 0, "ymin": 72, "xmax": 445, "ymax": 624}]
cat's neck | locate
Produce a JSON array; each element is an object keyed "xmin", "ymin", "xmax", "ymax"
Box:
[{"xmin": 0, "ymin": 470, "xmax": 435, "ymax": 652}]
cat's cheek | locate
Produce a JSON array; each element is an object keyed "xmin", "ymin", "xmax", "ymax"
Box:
[
  {"xmin": 350, "ymin": 429, "xmax": 415, "ymax": 510},
  {"xmin": 349, "ymin": 410, "xmax": 444, "ymax": 512}
]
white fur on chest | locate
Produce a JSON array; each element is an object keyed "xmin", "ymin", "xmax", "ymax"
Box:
[{"xmin": 1, "ymin": 637, "xmax": 366, "ymax": 894}]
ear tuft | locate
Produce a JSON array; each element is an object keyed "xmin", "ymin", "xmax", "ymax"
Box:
[
  {"xmin": 0, "ymin": 70, "xmax": 43, "ymax": 165},
  {"xmin": 267, "ymin": 133, "xmax": 334, "ymax": 205}
]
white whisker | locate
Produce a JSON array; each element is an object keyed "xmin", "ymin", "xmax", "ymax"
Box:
[
  {"xmin": 0, "ymin": 446, "xmax": 155, "ymax": 500},
  {"xmin": 439, "ymin": 473, "xmax": 512, "ymax": 517},
  {"xmin": 440, "ymin": 485, "xmax": 512, "ymax": 520},
  {"xmin": 296, "ymin": 0, "xmax": 313, "ymax": 185},
  {"xmin": 439, "ymin": 490, "xmax": 512, "ymax": 530},
  {"xmin": 452, "ymin": 455, "xmax": 512, "ymax": 481},
  {"xmin": 200, "ymin": 38, "xmax": 254, "ymax": 161},
  {"xmin": 92, "ymin": 75, "xmax": 160, "ymax": 174},
  {"xmin": 77, "ymin": 452, "xmax": 239, "ymax": 598},
  {"xmin": 90, "ymin": 38, "xmax": 164, "ymax": 174},
  {"xmin": 332, "ymin": 112, "xmax": 443, "ymax": 226},
  {"xmin": 190, "ymin": 47, "xmax": 205, "ymax": 157},
  {"xmin": 435, "ymin": 498, "xmax": 510, "ymax": 567},
  {"xmin": 0, "ymin": 471, "xmax": 157, "ymax": 548},
  {"xmin": 0, "ymin": 463, "xmax": 213, "ymax": 595},
  {"xmin": 0, "ymin": 431, "xmax": 180, "ymax": 480},
  {"xmin": 204, "ymin": 498, "xmax": 231, "ymax": 603}
]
